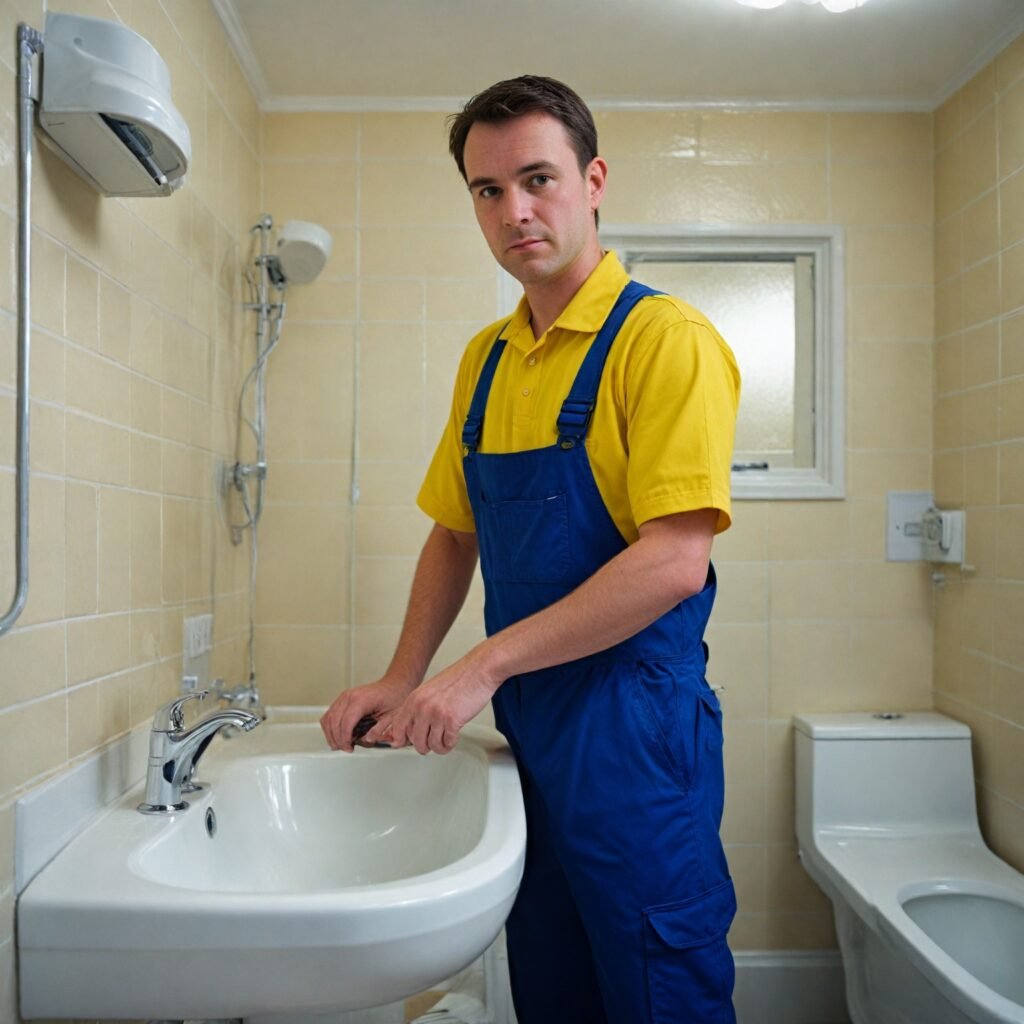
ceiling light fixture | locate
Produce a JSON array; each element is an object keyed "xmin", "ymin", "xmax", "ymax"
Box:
[{"xmin": 736, "ymin": 0, "xmax": 872, "ymax": 11}]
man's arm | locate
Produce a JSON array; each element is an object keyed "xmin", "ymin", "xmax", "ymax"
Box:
[
  {"xmin": 384, "ymin": 522, "xmax": 479, "ymax": 682},
  {"xmin": 374, "ymin": 507, "xmax": 716, "ymax": 754},
  {"xmin": 320, "ymin": 522, "xmax": 478, "ymax": 750}
]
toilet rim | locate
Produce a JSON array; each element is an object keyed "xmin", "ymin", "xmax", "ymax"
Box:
[
  {"xmin": 804, "ymin": 838, "xmax": 1024, "ymax": 1024},
  {"xmin": 896, "ymin": 876, "xmax": 1024, "ymax": 909},
  {"xmin": 877, "ymin": 881, "xmax": 1024, "ymax": 1024}
]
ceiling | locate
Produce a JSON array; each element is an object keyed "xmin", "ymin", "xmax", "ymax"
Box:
[{"xmin": 212, "ymin": 0, "xmax": 1024, "ymax": 112}]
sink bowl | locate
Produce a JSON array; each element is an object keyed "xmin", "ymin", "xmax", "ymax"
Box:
[{"xmin": 17, "ymin": 719, "xmax": 525, "ymax": 1020}]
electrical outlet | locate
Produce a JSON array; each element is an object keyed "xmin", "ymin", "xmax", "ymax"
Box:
[
  {"xmin": 886, "ymin": 491, "xmax": 932, "ymax": 562},
  {"xmin": 183, "ymin": 614, "xmax": 213, "ymax": 658},
  {"xmin": 199, "ymin": 614, "xmax": 212, "ymax": 653}
]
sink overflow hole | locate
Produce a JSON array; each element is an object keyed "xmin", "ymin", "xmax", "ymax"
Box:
[{"xmin": 205, "ymin": 807, "xmax": 217, "ymax": 837}]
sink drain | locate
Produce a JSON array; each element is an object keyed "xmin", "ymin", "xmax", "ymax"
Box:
[{"xmin": 205, "ymin": 807, "xmax": 217, "ymax": 838}]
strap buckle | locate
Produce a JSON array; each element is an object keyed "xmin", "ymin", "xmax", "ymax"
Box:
[
  {"xmin": 556, "ymin": 398, "xmax": 596, "ymax": 442},
  {"xmin": 461, "ymin": 415, "xmax": 483, "ymax": 453}
]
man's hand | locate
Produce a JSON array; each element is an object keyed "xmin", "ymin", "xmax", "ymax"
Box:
[
  {"xmin": 320, "ymin": 675, "xmax": 418, "ymax": 752},
  {"xmin": 365, "ymin": 650, "xmax": 501, "ymax": 755}
]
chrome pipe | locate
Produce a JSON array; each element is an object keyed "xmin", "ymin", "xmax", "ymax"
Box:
[{"xmin": 0, "ymin": 25, "xmax": 43, "ymax": 638}]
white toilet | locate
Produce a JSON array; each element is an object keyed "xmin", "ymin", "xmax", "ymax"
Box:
[{"xmin": 795, "ymin": 711, "xmax": 1024, "ymax": 1024}]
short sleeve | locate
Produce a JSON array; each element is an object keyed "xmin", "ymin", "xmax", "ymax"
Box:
[
  {"xmin": 624, "ymin": 317, "xmax": 740, "ymax": 534},
  {"xmin": 416, "ymin": 350, "xmax": 477, "ymax": 533}
]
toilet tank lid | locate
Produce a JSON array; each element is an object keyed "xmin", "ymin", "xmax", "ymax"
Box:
[{"xmin": 792, "ymin": 712, "xmax": 971, "ymax": 740}]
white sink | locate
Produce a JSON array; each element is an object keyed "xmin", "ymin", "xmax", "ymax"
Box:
[{"xmin": 17, "ymin": 718, "xmax": 525, "ymax": 1020}]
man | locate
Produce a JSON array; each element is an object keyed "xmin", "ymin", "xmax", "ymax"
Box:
[{"xmin": 322, "ymin": 76, "xmax": 740, "ymax": 1023}]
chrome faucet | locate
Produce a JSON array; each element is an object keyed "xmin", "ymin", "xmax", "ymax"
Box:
[
  {"xmin": 137, "ymin": 691, "xmax": 261, "ymax": 814},
  {"xmin": 212, "ymin": 675, "xmax": 266, "ymax": 719}
]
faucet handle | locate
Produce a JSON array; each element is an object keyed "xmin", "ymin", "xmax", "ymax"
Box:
[{"xmin": 153, "ymin": 690, "xmax": 209, "ymax": 732}]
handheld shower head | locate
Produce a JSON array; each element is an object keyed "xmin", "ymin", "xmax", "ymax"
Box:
[{"xmin": 275, "ymin": 220, "xmax": 332, "ymax": 285}]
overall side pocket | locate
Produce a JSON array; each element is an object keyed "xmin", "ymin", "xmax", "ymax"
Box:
[
  {"xmin": 631, "ymin": 665, "xmax": 722, "ymax": 793},
  {"xmin": 643, "ymin": 879, "xmax": 737, "ymax": 1024}
]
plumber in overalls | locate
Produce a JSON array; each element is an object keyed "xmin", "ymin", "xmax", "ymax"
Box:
[{"xmin": 321, "ymin": 75, "xmax": 742, "ymax": 1024}]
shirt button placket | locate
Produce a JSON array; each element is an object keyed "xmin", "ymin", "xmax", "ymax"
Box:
[{"xmin": 521, "ymin": 351, "xmax": 538, "ymax": 405}]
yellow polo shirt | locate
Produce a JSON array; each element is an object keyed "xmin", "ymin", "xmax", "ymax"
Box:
[{"xmin": 417, "ymin": 252, "xmax": 740, "ymax": 544}]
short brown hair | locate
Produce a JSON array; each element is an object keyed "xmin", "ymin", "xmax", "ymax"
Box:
[{"xmin": 448, "ymin": 75, "xmax": 598, "ymax": 182}]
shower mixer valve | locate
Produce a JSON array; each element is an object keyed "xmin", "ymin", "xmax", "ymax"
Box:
[{"xmin": 231, "ymin": 460, "xmax": 267, "ymax": 487}]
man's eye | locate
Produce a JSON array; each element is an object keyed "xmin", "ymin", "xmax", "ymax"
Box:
[
  {"xmin": 478, "ymin": 186, "xmax": 500, "ymax": 199},
  {"xmin": 529, "ymin": 175, "xmax": 552, "ymax": 187}
]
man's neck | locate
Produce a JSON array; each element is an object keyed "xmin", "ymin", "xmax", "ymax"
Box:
[{"xmin": 524, "ymin": 245, "xmax": 604, "ymax": 339}]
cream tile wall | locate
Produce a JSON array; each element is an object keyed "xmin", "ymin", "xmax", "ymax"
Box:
[
  {"xmin": 932, "ymin": 34, "xmax": 1024, "ymax": 876},
  {"xmin": 0, "ymin": 1, "xmax": 259, "ymax": 1018},
  {"xmin": 256, "ymin": 105, "xmax": 935, "ymax": 953},
  {"xmin": 0, "ymin": 10, "xmax": 1017, "ymax": 1008},
  {"xmin": 257, "ymin": 111, "xmax": 495, "ymax": 706}
]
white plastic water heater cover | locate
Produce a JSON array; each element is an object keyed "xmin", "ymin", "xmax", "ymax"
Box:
[
  {"xmin": 276, "ymin": 221, "xmax": 333, "ymax": 285},
  {"xmin": 38, "ymin": 12, "xmax": 191, "ymax": 197}
]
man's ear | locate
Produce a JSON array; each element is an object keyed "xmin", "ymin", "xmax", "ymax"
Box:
[{"xmin": 587, "ymin": 156, "xmax": 608, "ymax": 215}]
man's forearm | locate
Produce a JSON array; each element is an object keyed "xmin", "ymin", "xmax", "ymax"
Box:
[{"xmin": 386, "ymin": 523, "xmax": 479, "ymax": 684}]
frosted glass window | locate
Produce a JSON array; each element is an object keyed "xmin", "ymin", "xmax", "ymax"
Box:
[
  {"xmin": 603, "ymin": 227, "xmax": 845, "ymax": 500},
  {"xmin": 628, "ymin": 258, "xmax": 814, "ymax": 471}
]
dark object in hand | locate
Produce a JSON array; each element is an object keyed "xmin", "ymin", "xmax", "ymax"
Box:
[
  {"xmin": 352, "ymin": 714, "xmax": 391, "ymax": 748},
  {"xmin": 352, "ymin": 714, "xmax": 377, "ymax": 740}
]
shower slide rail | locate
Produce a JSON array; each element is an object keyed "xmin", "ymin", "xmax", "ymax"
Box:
[{"xmin": 0, "ymin": 24, "xmax": 44, "ymax": 639}]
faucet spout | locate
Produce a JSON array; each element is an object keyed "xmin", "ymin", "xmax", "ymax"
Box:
[{"xmin": 138, "ymin": 694, "xmax": 260, "ymax": 814}]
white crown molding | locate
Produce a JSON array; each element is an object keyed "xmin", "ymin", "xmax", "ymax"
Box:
[
  {"xmin": 932, "ymin": 13, "xmax": 1024, "ymax": 109},
  {"xmin": 587, "ymin": 96, "xmax": 933, "ymax": 112},
  {"xmin": 262, "ymin": 94, "xmax": 470, "ymax": 113},
  {"xmin": 210, "ymin": 0, "xmax": 269, "ymax": 106},
  {"xmin": 261, "ymin": 93, "xmax": 933, "ymax": 114}
]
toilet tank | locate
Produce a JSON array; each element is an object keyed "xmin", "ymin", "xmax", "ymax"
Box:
[{"xmin": 794, "ymin": 712, "xmax": 977, "ymax": 850}]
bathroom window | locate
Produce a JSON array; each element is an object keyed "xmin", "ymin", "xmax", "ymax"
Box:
[
  {"xmin": 605, "ymin": 226, "xmax": 846, "ymax": 500},
  {"xmin": 496, "ymin": 226, "xmax": 845, "ymax": 499}
]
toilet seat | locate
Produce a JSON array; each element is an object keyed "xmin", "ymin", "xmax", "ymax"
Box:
[{"xmin": 804, "ymin": 834, "xmax": 1024, "ymax": 1024}]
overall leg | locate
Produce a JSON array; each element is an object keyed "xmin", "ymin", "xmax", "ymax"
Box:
[
  {"xmin": 519, "ymin": 660, "xmax": 737, "ymax": 1024},
  {"xmin": 504, "ymin": 767, "xmax": 609, "ymax": 1024},
  {"xmin": 492, "ymin": 685, "xmax": 608, "ymax": 1024}
]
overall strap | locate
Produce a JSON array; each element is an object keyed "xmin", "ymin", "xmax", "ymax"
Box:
[
  {"xmin": 556, "ymin": 280, "xmax": 662, "ymax": 447},
  {"xmin": 461, "ymin": 329, "xmax": 509, "ymax": 453}
]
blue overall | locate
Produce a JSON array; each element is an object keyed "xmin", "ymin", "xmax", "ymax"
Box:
[{"xmin": 461, "ymin": 281, "xmax": 737, "ymax": 1023}]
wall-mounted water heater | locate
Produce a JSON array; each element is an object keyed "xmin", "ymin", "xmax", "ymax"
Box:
[{"xmin": 37, "ymin": 12, "xmax": 190, "ymax": 197}]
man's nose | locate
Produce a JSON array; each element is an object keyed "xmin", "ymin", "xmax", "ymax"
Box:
[{"xmin": 501, "ymin": 189, "xmax": 532, "ymax": 226}]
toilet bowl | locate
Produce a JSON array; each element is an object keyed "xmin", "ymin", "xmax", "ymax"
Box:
[{"xmin": 794, "ymin": 711, "xmax": 1024, "ymax": 1024}]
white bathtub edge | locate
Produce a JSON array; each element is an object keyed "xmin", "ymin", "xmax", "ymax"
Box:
[{"xmin": 15, "ymin": 723, "xmax": 150, "ymax": 894}]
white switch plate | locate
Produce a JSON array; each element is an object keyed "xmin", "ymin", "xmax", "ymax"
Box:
[
  {"xmin": 183, "ymin": 614, "xmax": 213, "ymax": 658},
  {"xmin": 886, "ymin": 491, "xmax": 933, "ymax": 561}
]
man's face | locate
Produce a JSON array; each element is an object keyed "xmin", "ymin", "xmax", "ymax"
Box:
[{"xmin": 462, "ymin": 112, "xmax": 606, "ymax": 287}]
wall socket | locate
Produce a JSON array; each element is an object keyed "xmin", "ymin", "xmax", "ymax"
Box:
[
  {"xmin": 886, "ymin": 491, "xmax": 933, "ymax": 562},
  {"xmin": 183, "ymin": 614, "xmax": 213, "ymax": 659}
]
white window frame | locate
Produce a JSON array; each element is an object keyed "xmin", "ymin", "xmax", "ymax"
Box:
[{"xmin": 601, "ymin": 224, "xmax": 846, "ymax": 501}]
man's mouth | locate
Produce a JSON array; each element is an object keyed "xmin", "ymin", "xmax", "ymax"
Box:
[{"xmin": 507, "ymin": 237, "xmax": 545, "ymax": 253}]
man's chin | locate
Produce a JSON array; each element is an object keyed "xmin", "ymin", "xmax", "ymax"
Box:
[{"xmin": 499, "ymin": 255, "xmax": 554, "ymax": 285}]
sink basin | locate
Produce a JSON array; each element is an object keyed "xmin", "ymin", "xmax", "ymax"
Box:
[{"xmin": 17, "ymin": 718, "xmax": 525, "ymax": 1020}]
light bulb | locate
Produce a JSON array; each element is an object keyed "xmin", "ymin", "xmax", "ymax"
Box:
[{"xmin": 739, "ymin": 0, "xmax": 872, "ymax": 9}]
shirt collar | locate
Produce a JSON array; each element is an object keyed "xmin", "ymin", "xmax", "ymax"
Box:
[{"xmin": 501, "ymin": 251, "xmax": 630, "ymax": 353}]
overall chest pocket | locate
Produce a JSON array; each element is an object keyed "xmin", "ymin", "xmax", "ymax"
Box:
[{"xmin": 479, "ymin": 493, "xmax": 570, "ymax": 583}]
